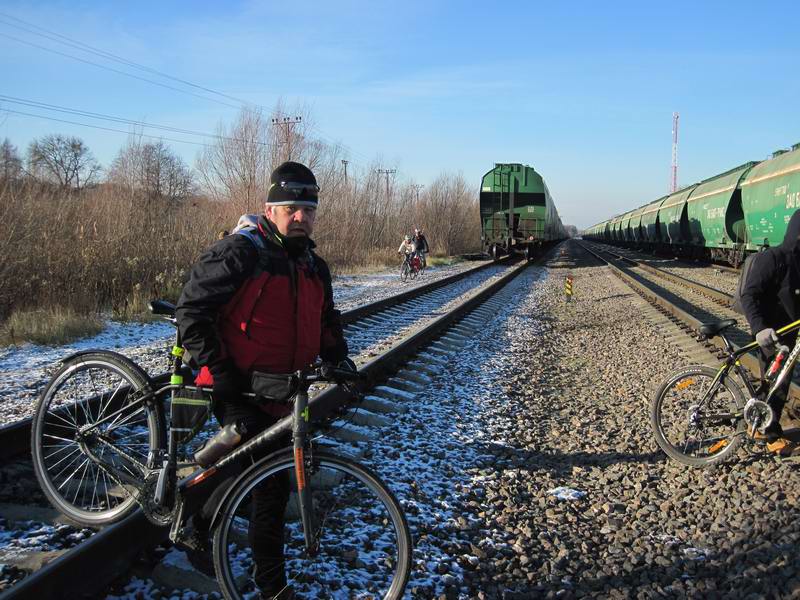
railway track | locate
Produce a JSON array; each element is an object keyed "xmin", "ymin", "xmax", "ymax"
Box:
[
  {"xmin": 587, "ymin": 242, "xmax": 740, "ymax": 296},
  {"xmin": 0, "ymin": 252, "xmax": 548, "ymax": 599},
  {"xmin": 578, "ymin": 240, "xmax": 800, "ymax": 403}
]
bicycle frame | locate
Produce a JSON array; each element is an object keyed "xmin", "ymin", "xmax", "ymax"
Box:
[
  {"xmin": 172, "ymin": 368, "xmax": 355, "ymax": 556},
  {"xmin": 699, "ymin": 318, "xmax": 800, "ymax": 422}
]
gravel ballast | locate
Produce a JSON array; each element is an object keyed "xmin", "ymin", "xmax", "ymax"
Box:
[
  {"xmin": 398, "ymin": 255, "xmax": 800, "ymax": 598},
  {"xmin": 11, "ymin": 250, "xmax": 800, "ymax": 599}
]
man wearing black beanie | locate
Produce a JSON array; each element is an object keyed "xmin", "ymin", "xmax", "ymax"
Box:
[{"xmin": 176, "ymin": 161, "xmax": 351, "ymax": 598}]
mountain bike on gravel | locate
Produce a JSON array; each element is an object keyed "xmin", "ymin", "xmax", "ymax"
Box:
[
  {"xmin": 31, "ymin": 300, "xmax": 412, "ymax": 599},
  {"xmin": 650, "ymin": 317, "xmax": 800, "ymax": 467},
  {"xmin": 399, "ymin": 253, "xmax": 421, "ymax": 282}
]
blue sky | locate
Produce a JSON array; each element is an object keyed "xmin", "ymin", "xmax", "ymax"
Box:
[{"xmin": 1, "ymin": 0, "xmax": 799, "ymax": 228}]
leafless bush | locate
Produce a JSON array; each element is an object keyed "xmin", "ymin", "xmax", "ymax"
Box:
[
  {"xmin": 0, "ymin": 180, "xmax": 224, "ymax": 321},
  {"xmin": 108, "ymin": 136, "xmax": 195, "ymax": 203},
  {"xmin": 1, "ymin": 105, "xmax": 482, "ymax": 327}
]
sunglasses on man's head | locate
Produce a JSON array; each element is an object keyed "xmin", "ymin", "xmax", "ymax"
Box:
[{"xmin": 279, "ymin": 181, "xmax": 320, "ymax": 197}]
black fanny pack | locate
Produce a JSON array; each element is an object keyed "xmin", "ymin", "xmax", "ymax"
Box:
[{"xmin": 251, "ymin": 371, "xmax": 298, "ymax": 403}]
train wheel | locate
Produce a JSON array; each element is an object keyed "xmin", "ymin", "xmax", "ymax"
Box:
[{"xmin": 491, "ymin": 245, "xmax": 499, "ymax": 261}]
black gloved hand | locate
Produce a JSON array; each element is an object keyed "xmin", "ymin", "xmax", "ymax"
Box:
[
  {"xmin": 337, "ymin": 357, "xmax": 358, "ymax": 373},
  {"xmin": 210, "ymin": 361, "xmax": 241, "ymax": 405}
]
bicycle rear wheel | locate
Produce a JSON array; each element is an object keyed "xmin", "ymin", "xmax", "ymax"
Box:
[
  {"xmin": 213, "ymin": 451, "xmax": 412, "ymax": 600},
  {"xmin": 31, "ymin": 351, "xmax": 163, "ymax": 526},
  {"xmin": 650, "ymin": 364, "xmax": 746, "ymax": 467}
]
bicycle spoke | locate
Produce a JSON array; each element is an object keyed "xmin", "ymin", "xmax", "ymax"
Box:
[
  {"xmin": 33, "ymin": 356, "xmax": 161, "ymax": 524},
  {"xmin": 215, "ymin": 455, "xmax": 410, "ymax": 599},
  {"xmin": 652, "ymin": 366, "xmax": 744, "ymax": 466}
]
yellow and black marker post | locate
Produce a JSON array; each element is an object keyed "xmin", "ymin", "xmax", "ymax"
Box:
[{"xmin": 565, "ymin": 274, "xmax": 574, "ymax": 302}]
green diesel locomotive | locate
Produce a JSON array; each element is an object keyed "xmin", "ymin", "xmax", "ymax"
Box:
[{"xmin": 479, "ymin": 163, "xmax": 566, "ymax": 259}]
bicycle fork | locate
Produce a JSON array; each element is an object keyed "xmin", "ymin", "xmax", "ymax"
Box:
[{"xmin": 293, "ymin": 387, "xmax": 318, "ymax": 556}]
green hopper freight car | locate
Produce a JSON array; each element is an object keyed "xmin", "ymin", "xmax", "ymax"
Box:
[
  {"xmin": 479, "ymin": 163, "xmax": 566, "ymax": 259},
  {"xmin": 585, "ymin": 141, "xmax": 800, "ymax": 266}
]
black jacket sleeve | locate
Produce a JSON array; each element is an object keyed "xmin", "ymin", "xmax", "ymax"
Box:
[
  {"xmin": 741, "ymin": 250, "xmax": 782, "ymax": 335},
  {"xmin": 176, "ymin": 236, "xmax": 259, "ymax": 374},
  {"xmin": 314, "ymin": 256, "xmax": 349, "ymax": 363}
]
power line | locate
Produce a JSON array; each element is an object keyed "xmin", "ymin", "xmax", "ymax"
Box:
[
  {"xmin": 0, "ymin": 94, "xmax": 272, "ymax": 147},
  {"xmin": 0, "ymin": 32, "xmax": 242, "ymax": 109},
  {"xmin": 0, "ymin": 13, "xmax": 380, "ymax": 167},
  {"xmin": 0, "ymin": 11, "xmax": 255, "ymax": 107},
  {"xmin": 0, "ymin": 107, "xmax": 217, "ymax": 148}
]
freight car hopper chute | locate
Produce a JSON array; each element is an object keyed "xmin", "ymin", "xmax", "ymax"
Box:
[
  {"xmin": 479, "ymin": 163, "xmax": 564, "ymax": 260},
  {"xmin": 740, "ymin": 144, "xmax": 800, "ymax": 250},
  {"xmin": 639, "ymin": 196, "xmax": 667, "ymax": 247},
  {"xmin": 656, "ymin": 185, "xmax": 697, "ymax": 252},
  {"xmin": 624, "ymin": 206, "xmax": 646, "ymax": 244},
  {"xmin": 684, "ymin": 162, "xmax": 757, "ymax": 265}
]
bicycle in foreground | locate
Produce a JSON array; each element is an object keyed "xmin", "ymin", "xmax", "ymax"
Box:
[
  {"xmin": 650, "ymin": 317, "xmax": 800, "ymax": 467},
  {"xmin": 31, "ymin": 300, "xmax": 412, "ymax": 599},
  {"xmin": 399, "ymin": 252, "xmax": 422, "ymax": 282}
]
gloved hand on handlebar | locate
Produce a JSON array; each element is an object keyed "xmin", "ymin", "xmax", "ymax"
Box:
[
  {"xmin": 337, "ymin": 357, "xmax": 358, "ymax": 373},
  {"xmin": 320, "ymin": 357, "xmax": 359, "ymax": 383},
  {"xmin": 756, "ymin": 328, "xmax": 779, "ymax": 355}
]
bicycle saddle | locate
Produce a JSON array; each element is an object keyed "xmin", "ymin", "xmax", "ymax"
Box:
[
  {"xmin": 149, "ymin": 299, "xmax": 177, "ymax": 317},
  {"xmin": 698, "ymin": 319, "xmax": 736, "ymax": 337}
]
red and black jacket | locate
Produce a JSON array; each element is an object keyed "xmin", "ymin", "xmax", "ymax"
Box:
[{"xmin": 176, "ymin": 216, "xmax": 348, "ymax": 384}]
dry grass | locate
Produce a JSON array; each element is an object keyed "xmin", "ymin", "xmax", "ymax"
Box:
[
  {"xmin": 0, "ymin": 306, "xmax": 104, "ymax": 346},
  {"xmin": 0, "ymin": 117, "xmax": 482, "ymax": 346}
]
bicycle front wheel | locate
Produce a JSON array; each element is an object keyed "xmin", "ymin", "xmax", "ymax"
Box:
[
  {"xmin": 651, "ymin": 364, "xmax": 746, "ymax": 467},
  {"xmin": 213, "ymin": 451, "xmax": 412, "ymax": 600},
  {"xmin": 31, "ymin": 351, "xmax": 163, "ymax": 526},
  {"xmin": 399, "ymin": 262, "xmax": 410, "ymax": 282}
]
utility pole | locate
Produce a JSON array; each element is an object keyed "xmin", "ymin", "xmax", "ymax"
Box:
[
  {"xmin": 272, "ymin": 115, "xmax": 302, "ymax": 160},
  {"xmin": 670, "ymin": 112, "xmax": 679, "ymax": 193},
  {"xmin": 411, "ymin": 184, "xmax": 424, "ymax": 202},
  {"xmin": 341, "ymin": 159, "xmax": 349, "ymax": 186},
  {"xmin": 377, "ymin": 168, "xmax": 396, "ymax": 199}
]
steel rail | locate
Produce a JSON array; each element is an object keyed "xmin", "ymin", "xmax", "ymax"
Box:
[
  {"xmin": 578, "ymin": 241, "xmax": 800, "ymax": 401},
  {"xmin": 597, "ymin": 245, "xmax": 733, "ymax": 306},
  {"xmin": 1, "ymin": 253, "xmax": 537, "ymax": 600}
]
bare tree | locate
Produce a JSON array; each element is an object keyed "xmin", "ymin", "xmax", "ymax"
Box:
[
  {"xmin": 196, "ymin": 107, "xmax": 272, "ymax": 215},
  {"xmin": 108, "ymin": 136, "xmax": 194, "ymax": 202},
  {"xmin": 27, "ymin": 134, "xmax": 101, "ymax": 191},
  {"xmin": 0, "ymin": 138, "xmax": 23, "ymax": 183}
]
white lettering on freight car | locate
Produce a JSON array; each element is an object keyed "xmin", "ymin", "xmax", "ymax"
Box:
[
  {"xmin": 706, "ymin": 207, "xmax": 725, "ymax": 219},
  {"xmin": 787, "ymin": 191, "xmax": 800, "ymax": 210}
]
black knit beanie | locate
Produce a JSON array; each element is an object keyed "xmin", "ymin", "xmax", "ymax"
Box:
[{"xmin": 266, "ymin": 161, "xmax": 319, "ymax": 207}]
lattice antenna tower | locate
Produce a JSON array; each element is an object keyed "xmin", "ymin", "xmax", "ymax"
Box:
[{"xmin": 670, "ymin": 112, "xmax": 680, "ymax": 193}]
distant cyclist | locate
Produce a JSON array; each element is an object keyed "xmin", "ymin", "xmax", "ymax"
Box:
[
  {"xmin": 413, "ymin": 228, "xmax": 430, "ymax": 269},
  {"xmin": 398, "ymin": 234, "xmax": 417, "ymax": 260}
]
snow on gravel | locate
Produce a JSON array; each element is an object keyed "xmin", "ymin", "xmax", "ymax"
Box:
[
  {"xmin": 0, "ymin": 260, "xmax": 488, "ymax": 426},
  {"xmin": 101, "ymin": 264, "xmax": 547, "ymax": 599}
]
